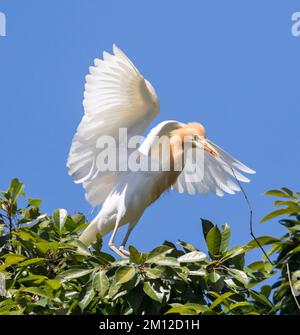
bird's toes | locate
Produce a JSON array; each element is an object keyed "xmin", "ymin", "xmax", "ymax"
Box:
[
  {"xmin": 119, "ymin": 246, "xmax": 130, "ymax": 257},
  {"xmin": 109, "ymin": 242, "xmax": 126, "ymax": 258}
]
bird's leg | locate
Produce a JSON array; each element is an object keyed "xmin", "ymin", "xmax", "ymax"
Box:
[
  {"xmin": 119, "ymin": 221, "xmax": 137, "ymax": 257},
  {"xmin": 119, "ymin": 228, "xmax": 133, "ymax": 256},
  {"xmin": 108, "ymin": 219, "xmax": 126, "ymax": 258}
]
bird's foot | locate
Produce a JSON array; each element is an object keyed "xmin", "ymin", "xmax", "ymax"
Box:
[
  {"xmin": 108, "ymin": 242, "xmax": 127, "ymax": 258},
  {"xmin": 119, "ymin": 246, "xmax": 130, "ymax": 257}
]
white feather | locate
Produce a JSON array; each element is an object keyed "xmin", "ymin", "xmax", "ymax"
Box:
[
  {"xmin": 67, "ymin": 45, "xmax": 160, "ymax": 206},
  {"xmin": 172, "ymin": 144, "xmax": 254, "ymax": 197}
]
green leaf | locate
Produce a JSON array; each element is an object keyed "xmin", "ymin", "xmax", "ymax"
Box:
[
  {"xmin": 222, "ymin": 246, "xmax": 247, "ymax": 261},
  {"xmin": 224, "ymin": 278, "xmax": 239, "ymax": 290},
  {"xmin": 111, "ymin": 258, "xmax": 130, "ymax": 267},
  {"xmin": 249, "ymin": 290, "xmax": 273, "ymax": 308},
  {"xmin": 166, "ymin": 307, "xmax": 198, "ymax": 315},
  {"xmin": 165, "ymin": 303, "xmax": 211, "ymax": 315},
  {"xmin": 71, "ymin": 223, "xmax": 89, "ymax": 234},
  {"xmin": 78, "ymin": 282, "xmax": 95, "ymax": 311},
  {"xmin": 247, "ymin": 261, "xmax": 273, "ymax": 273},
  {"xmin": 260, "ymin": 285, "xmax": 272, "ymax": 298},
  {"xmin": 188, "ymin": 269, "xmax": 207, "ymax": 276},
  {"xmin": 108, "ymin": 283, "xmax": 122, "ymax": 299},
  {"xmin": 229, "ymin": 301, "xmax": 253, "ymax": 311},
  {"xmin": 281, "ymin": 187, "xmax": 294, "ymax": 196},
  {"xmin": 260, "ymin": 208, "xmax": 297, "ymax": 223},
  {"xmin": 129, "ymin": 246, "xmax": 146, "ymax": 264},
  {"xmin": 206, "ymin": 226, "xmax": 222, "ymax": 256},
  {"xmin": 220, "ymin": 223, "xmax": 231, "ymax": 253},
  {"xmin": 18, "ymin": 258, "xmax": 45, "ymax": 267},
  {"xmin": 35, "ymin": 241, "xmax": 60, "ymax": 254},
  {"xmin": 45, "ymin": 279, "xmax": 61, "ymax": 291},
  {"xmin": 201, "ymin": 219, "xmax": 214, "ymax": 240},
  {"xmin": 28, "ymin": 198, "xmax": 42, "ymax": 208},
  {"xmin": 181, "ymin": 303, "xmax": 211, "ymax": 313},
  {"xmin": 9, "ymin": 178, "xmax": 25, "ymax": 203},
  {"xmin": 53, "ymin": 209, "xmax": 68, "ymax": 234},
  {"xmin": 287, "ymin": 245, "xmax": 300, "ymax": 255},
  {"xmin": 177, "ymin": 240, "xmax": 197, "ymax": 252},
  {"xmin": 144, "ymin": 268, "xmax": 164, "ymax": 279},
  {"xmin": 145, "ymin": 245, "xmax": 173, "ymax": 263},
  {"xmin": 227, "ymin": 268, "xmax": 249, "ymax": 286},
  {"xmin": 69, "ymin": 239, "xmax": 92, "ymax": 256},
  {"xmin": 4, "ymin": 254, "xmax": 26, "ymax": 265},
  {"xmin": 165, "ymin": 306, "xmax": 198, "ymax": 315},
  {"xmin": 209, "ymin": 270, "xmax": 221, "ymax": 283},
  {"xmin": 58, "ymin": 268, "xmax": 94, "ymax": 281},
  {"xmin": 14, "ymin": 230, "xmax": 39, "ymax": 241},
  {"xmin": 178, "ymin": 251, "xmax": 207, "ymax": 263},
  {"xmin": 147, "ymin": 257, "xmax": 179, "ymax": 267},
  {"xmin": 19, "ymin": 275, "xmax": 48, "ymax": 285},
  {"xmin": 274, "ymin": 201, "xmax": 300, "ymax": 210},
  {"xmin": 247, "ymin": 236, "xmax": 279, "ymax": 249},
  {"xmin": 96, "ymin": 252, "xmax": 115, "ymax": 265},
  {"xmin": 293, "ymin": 280, "xmax": 300, "ymax": 292},
  {"xmin": 93, "ymin": 270, "xmax": 109, "ymax": 298},
  {"xmin": 115, "ymin": 266, "xmax": 136, "ymax": 285},
  {"xmin": 264, "ymin": 189, "xmax": 294, "ymax": 198},
  {"xmin": 210, "ymin": 292, "xmax": 235, "ymax": 309},
  {"xmin": 143, "ymin": 281, "xmax": 165, "ymax": 303},
  {"xmin": 22, "ymin": 287, "xmax": 51, "ymax": 299}
]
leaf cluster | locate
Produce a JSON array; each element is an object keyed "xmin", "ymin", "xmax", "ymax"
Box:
[{"xmin": 0, "ymin": 180, "xmax": 299, "ymax": 315}]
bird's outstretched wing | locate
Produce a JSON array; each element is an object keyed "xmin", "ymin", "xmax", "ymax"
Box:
[
  {"xmin": 67, "ymin": 45, "xmax": 160, "ymax": 206},
  {"xmin": 172, "ymin": 140, "xmax": 255, "ymax": 196}
]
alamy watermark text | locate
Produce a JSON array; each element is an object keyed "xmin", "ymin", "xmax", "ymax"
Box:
[
  {"xmin": 0, "ymin": 11, "xmax": 6, "ymax": 37},
  {"xmin": 291, "ymin": 12, "xmax": 300, "ymax": 37}
]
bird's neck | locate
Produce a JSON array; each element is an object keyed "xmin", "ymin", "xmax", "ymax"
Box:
[{"xmin": 169, "ymin": 136, "xmax": 185, "ymax": 172}]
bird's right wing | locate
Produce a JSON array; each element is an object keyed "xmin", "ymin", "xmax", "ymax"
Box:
[
  {"xmin": 172, "ymin": 139, "xmax": 255, "ymax": 196},
  {"xmin": 67, "ymin": 45, "xmax": 160, "ymax": 206}
]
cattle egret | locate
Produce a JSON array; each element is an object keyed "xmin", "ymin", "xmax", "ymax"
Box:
[{"xmin": 67, "ymin": 45, "xmax": 255, "ymax": 257}]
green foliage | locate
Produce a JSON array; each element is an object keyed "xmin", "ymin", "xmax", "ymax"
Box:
[
  {"xmin": 260, "ymin": 188, "xmax": 300, "ymax": 314},
  {"xmin": 0, "ymin": 180, "xmax": 299, "ymax": 315}
]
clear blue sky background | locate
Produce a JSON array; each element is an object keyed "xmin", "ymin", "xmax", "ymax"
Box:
[{"xmin": 0, "ymin": 1, "xmax": 299, "ymax": 264}]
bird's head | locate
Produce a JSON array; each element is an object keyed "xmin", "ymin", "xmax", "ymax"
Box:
[{"xmin": 170, "ymin": 122, "xmax": 219, "ymax": 157}]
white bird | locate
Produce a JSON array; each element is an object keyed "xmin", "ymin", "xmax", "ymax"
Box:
[{"xmin": 67, "ymin": 45, "xmax": 255, "ymax": 257}]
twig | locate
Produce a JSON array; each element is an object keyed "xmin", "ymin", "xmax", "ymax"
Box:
[
  {"xmin": 286, "ymin": 262, "xmax": 300, "ymax": 311},
  {"xmin": 8, "ymin": 215, "xmax": 13, "ymax": 240},
  {"xmin": 230, "ymin": 167, "xmax": 274, "ymax": 265}
]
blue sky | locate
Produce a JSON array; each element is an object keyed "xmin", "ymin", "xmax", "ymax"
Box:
[{"xmin": 0, "ymin": 1, "xmax": 299, "ymax": 263}]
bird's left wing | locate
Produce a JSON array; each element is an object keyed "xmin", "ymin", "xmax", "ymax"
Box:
[
  {"xmin": 67, "ymin": 45, "xmax": 160, "ymax": 206},
  {"xmin": 172, "ymin": 139, "xmax": 255, "ymax": 196}
]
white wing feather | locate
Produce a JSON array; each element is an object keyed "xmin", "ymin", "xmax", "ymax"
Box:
[
  {"xmin": 172, "ymin": 142, "xmax": 255, "ymax": 197},
  {"xmin": 67, "ymin": 45, "xmax": 160, "ymax": 206}
]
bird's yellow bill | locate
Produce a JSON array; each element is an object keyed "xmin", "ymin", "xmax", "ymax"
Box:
[{"xmin": 196, "ymin": 140, "xmax": 220, "ymax": 157}]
